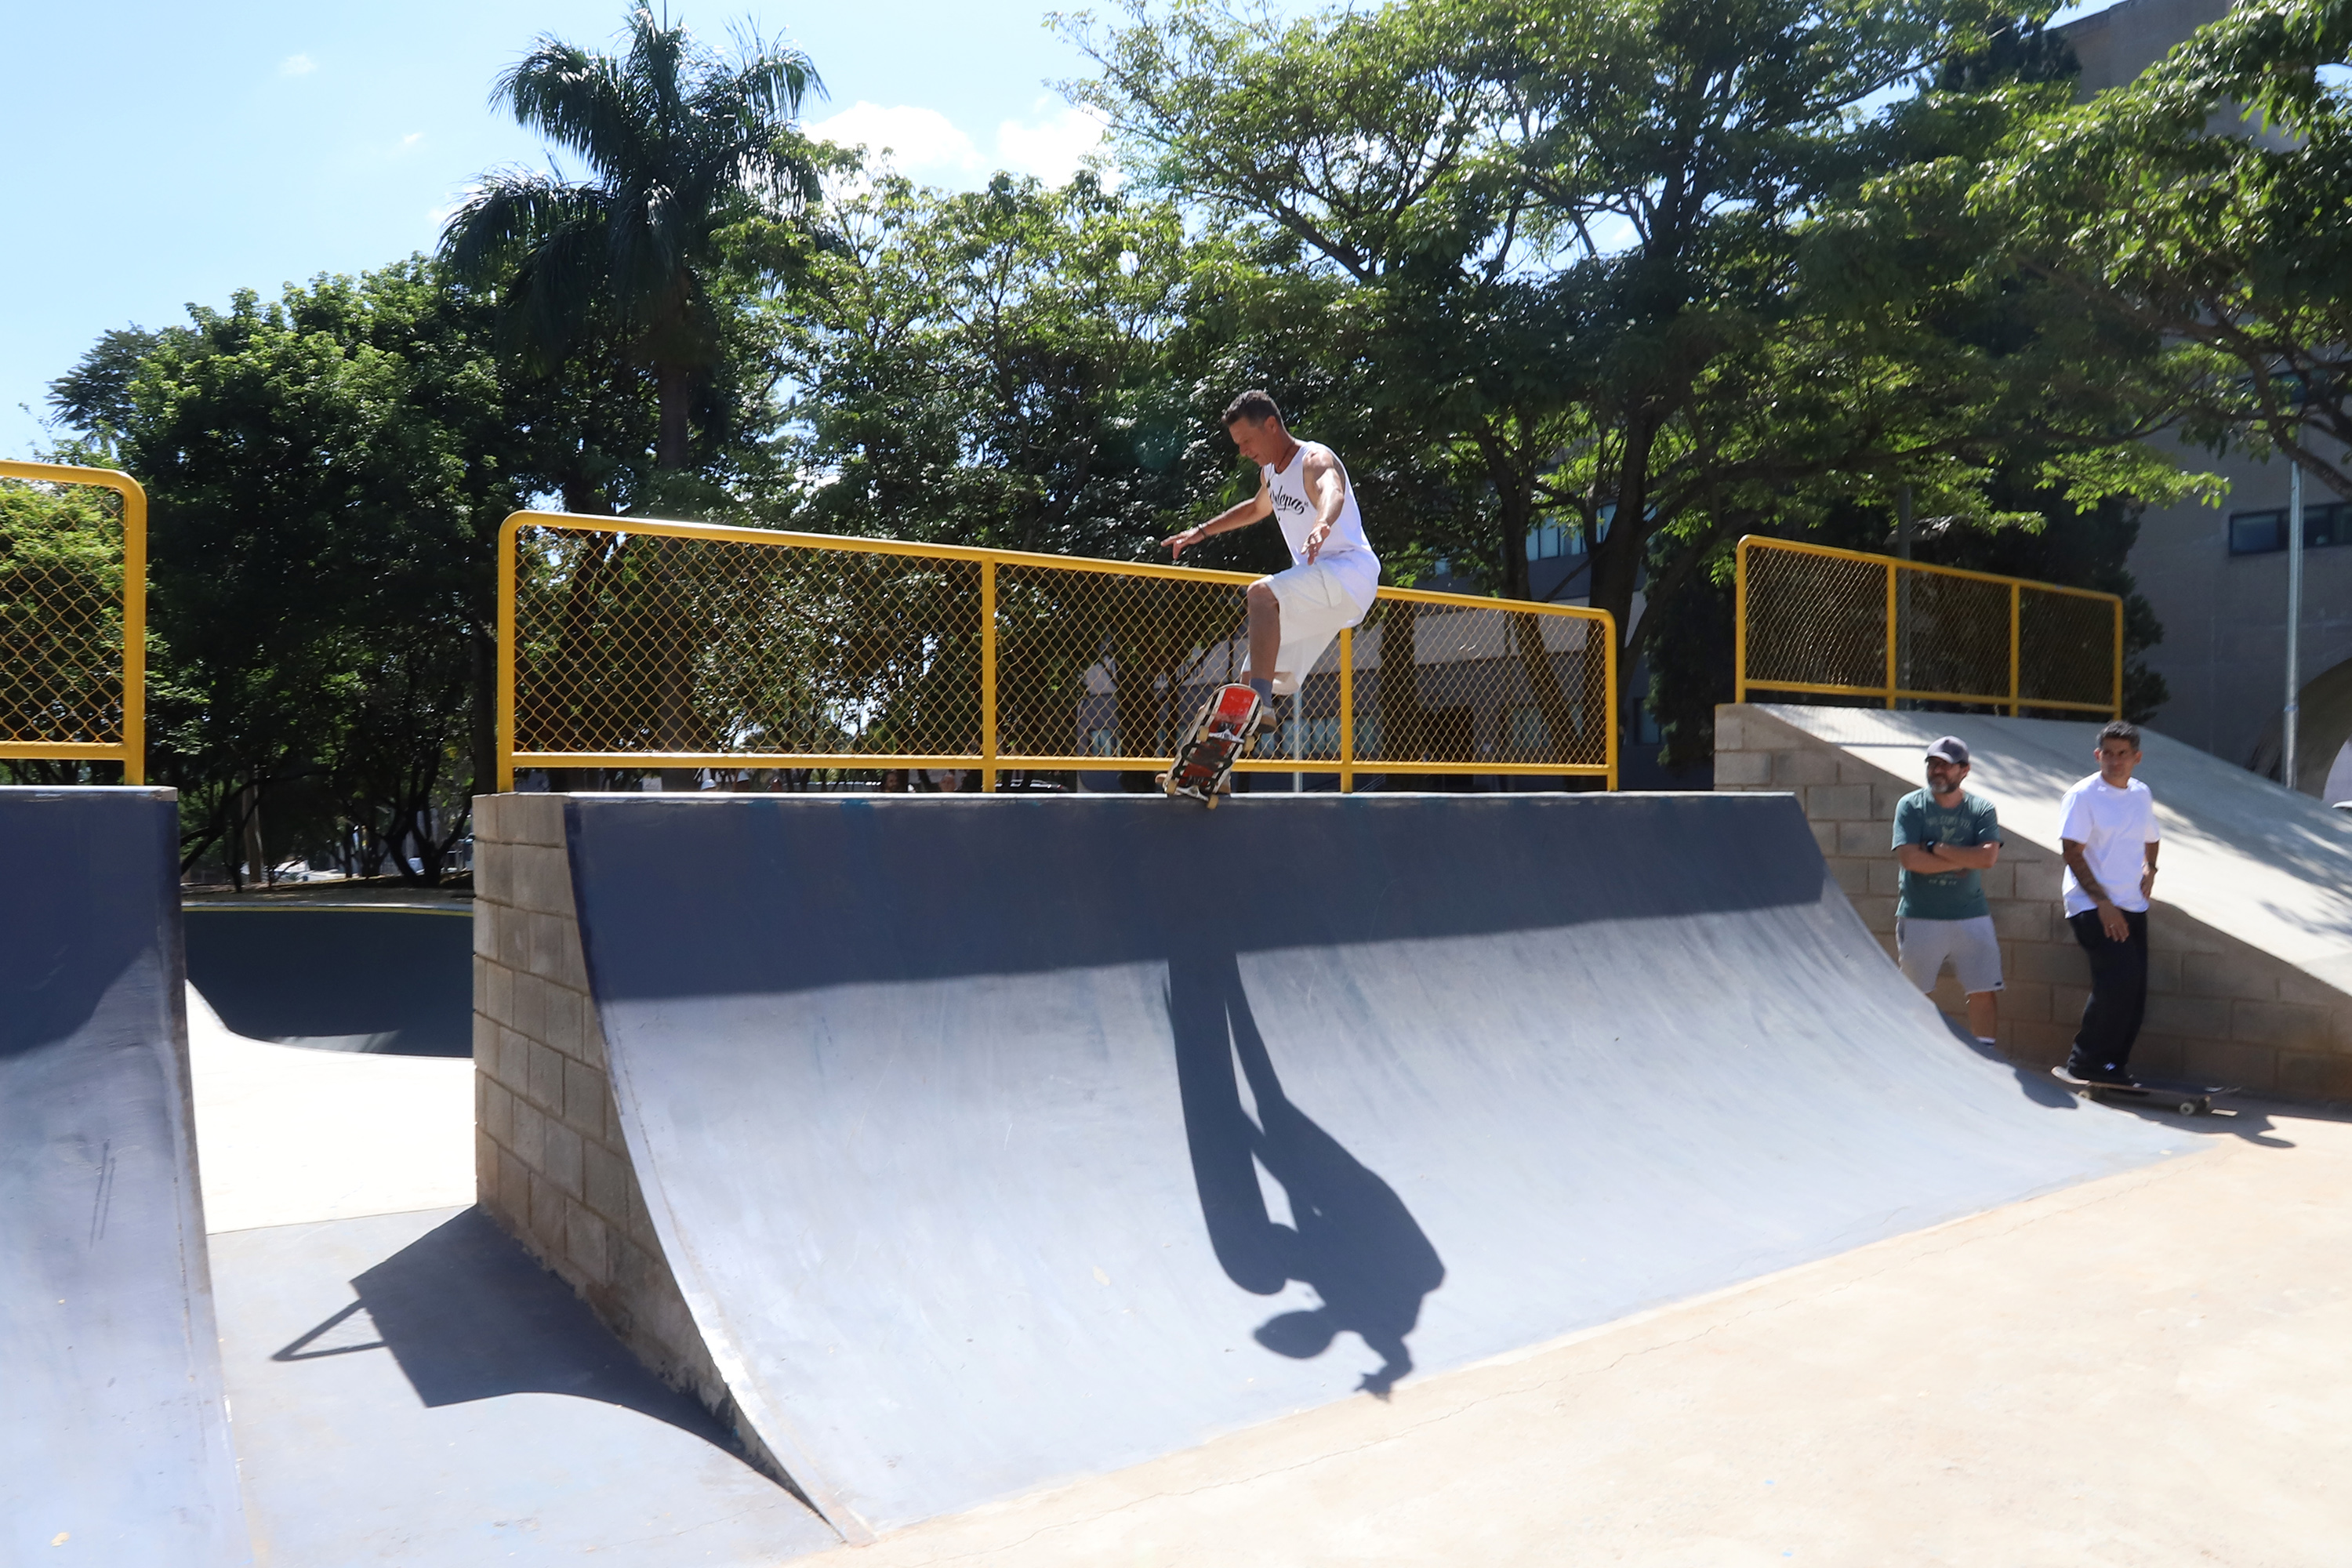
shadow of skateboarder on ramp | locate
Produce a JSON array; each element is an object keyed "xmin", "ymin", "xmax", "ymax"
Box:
[{"xmin": 1167, "ymin": 945, "xmax": 1445, "ymax": 1397}]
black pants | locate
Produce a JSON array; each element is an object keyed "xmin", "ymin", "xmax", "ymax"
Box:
[{"xmin": 2067, "ymin": 907, "xmax": 2150, "ymax": 1076}]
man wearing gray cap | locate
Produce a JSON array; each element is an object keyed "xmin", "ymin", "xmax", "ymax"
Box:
[{"xmin": 1891, "ymin": 735, "xmax": 2005, "ymax": 1044}]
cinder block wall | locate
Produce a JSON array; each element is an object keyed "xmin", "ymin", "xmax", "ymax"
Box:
[
  {"xmin": 471, "ymin": 793, "xmax": 794, "ymax": 1489},
  {"xmin": 1715, "ymin": 705, "xmax": 2352, "ymax": 1101}
]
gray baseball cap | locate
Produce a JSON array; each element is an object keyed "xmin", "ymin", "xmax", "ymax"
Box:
[{"xmin": 1925, "ymin": 735, "xmax": 1970, "ymax": 765}]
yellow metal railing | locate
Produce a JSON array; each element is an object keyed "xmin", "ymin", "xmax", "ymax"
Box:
[
  {"xmin": 1734, "ymin": 536, "xmax": 2122, "ymax": 718},
  {"xmin": 496, "ymin": 512, "xmax": 1617, "ymax": 791},
  {"xmin": 0, "ymin": 459, "xmax": 146, "ymax": 783}
]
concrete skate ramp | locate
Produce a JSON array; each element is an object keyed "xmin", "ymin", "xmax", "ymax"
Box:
[
  {"xmin": 0, "ymin": 788, "xmax": 249, "ymax": 1565},
  {"xmin": 562, "ymin": 792, "xmax": 2190, "ymax": 1538},
  {"xmin": 186, "ymin": 904, "xmax": 473, "ymax": 1055},
  {"xmin": 1742, "ymin": 705, "xmax": 2352, "ymax": 991}
]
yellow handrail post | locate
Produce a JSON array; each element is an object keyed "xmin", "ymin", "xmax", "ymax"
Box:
[
  {"xmin": 1883, "ymin": 558, "xmax": 1899, "ymax": 710},
  {"xmin": 2111, "ymin": 598, "xmax": 2124, "ymax": 719},
  {"xmin": 1337, "ymin": 625, "xmax": 1354, "ymax": 793},
  {"xmin": 1605, "ymin": 612, "xmax": 1621, "ymax": 792},
  {"xmin": 979, "ymin": 559, "xmax": 999, "ymax": 793},
  {"xmin": 1733, "ymin": 539, "xmax": 1749, "ymax": 705},
  {"xmin": 2008, "ymin": 580, "xmax": 2022, "ymax": 717},
  {"xmin": 497, "ymin": 516, "xmax": 518, "ymax": 793},
  {"xmin": 118, "ymin": 479, "xmax": 146, "ymax": 784}
]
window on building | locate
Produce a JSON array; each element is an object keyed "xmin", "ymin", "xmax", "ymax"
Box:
[
  {"xmin": 2230, "ymin": 510, "xmax": 2284, "ymax": 554},
  {"xmin": 1524, "ymin": 518, "xmax": 1588, "ymax": 561},
  {"xmin": 2230, "ymin": 504, "xmax": 2347, "ymax": 556}
]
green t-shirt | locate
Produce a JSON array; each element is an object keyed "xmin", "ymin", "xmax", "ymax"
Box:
[{"xmin": 1892, "ymin": 788, "xmax": 1998, "ymax": 920}]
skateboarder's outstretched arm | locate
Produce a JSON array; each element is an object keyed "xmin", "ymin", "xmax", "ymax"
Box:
[{"xmin": 1163, "ymin": 474, "xmax": 1272, "ymax": 561}]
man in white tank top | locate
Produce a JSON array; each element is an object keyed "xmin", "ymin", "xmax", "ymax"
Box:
[{"xmin": 1161, "ymin": 390, "xmax": 1380, "ymax": 710}]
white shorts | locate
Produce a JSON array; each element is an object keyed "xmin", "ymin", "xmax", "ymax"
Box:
[
  {"xmin": 1256, "ymin": 560, "xmax": 1372, "ymax": 695},
  {"xmin": 1896, "ymin": 915, "xmax": 2004, "ymax": 996}
]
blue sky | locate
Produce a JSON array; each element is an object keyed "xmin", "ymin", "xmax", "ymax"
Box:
[{"xmin": 0, "ymin": 1, "xmax": 1125, "ymax": 456}]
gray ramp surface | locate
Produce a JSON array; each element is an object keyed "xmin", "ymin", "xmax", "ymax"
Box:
[
  {"xmin": 1, "ymin": 788, "xmax": 249, "ymax": 1566},
  {"xmin": 562, "ymin": 792, "xmax": 2190, "ymax": 1538}
]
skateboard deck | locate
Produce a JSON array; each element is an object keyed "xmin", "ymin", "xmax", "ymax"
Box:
[
  {"xmin": 1158, "ymin": 683, "xmax": 1263, "ymax": 808},
  {"xmin": 2050, "ymin": 1065, "xmax": 2232, "ymax": 1116}
]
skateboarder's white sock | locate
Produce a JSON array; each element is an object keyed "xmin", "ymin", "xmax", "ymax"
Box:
[{"xmin": 1249, "ymin": 677, "xmax": 1272, "ymax": 702}]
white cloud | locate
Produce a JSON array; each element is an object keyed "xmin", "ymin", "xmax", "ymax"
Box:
[
  {"xmin": 401, "ymin": 132, "xmax": 423, "ymax": 147},
  {"xmin": 279, "ymin": 53, "xmax": 316, "ymax": 77},
  {"xmin": 808, "ymin": 102, "xmax": 984, "ymax": 183},
  {"xmin": 996, "ymin": 103, "xmax": 1110, "ymax": 187},
  {"xmin": 808, "ymin": 99, "xmax": 1112, "ymax": 191}
]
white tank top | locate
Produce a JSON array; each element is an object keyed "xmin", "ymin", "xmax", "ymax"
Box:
[{"xmin": 1264, "ymin": 441, "xmax": 1378, "ymax": 608}]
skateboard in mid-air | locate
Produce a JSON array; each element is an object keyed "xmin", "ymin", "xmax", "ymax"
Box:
[
  {"xmin": 2051, "ymin": 1065, "xmax": 2233, "ymax": 1116},
  {"xmin": 1158, "ymin": 682, "xmax": 1265, "ymax": 808}
]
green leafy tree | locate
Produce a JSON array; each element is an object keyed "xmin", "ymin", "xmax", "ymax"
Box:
[
  {"xmin": 1074, "ymin": 0, "xmax": 2199, "ymax": 772},
  {"xmin": 49, "ymin": 262, "xmax": 521, "ymax": 881},
  {"xmin": 1965, "ymin": 0, "xmax": 2352, "ymax": 499},
  {"xmin": 441, "ymin": 6, "xmax": 826, "ymax": 480}
]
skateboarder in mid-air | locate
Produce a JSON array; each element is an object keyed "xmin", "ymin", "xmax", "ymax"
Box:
[{"xmin": 1156, "ymin": 391, "xmax": 1381, "ymax": 800}]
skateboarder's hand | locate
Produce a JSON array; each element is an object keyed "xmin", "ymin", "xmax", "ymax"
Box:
[
  {"xmin": 1304, "ymin": 521, "xmax": 1330, "ymax": 564},
  {"xmin": 1163, "ymin": 525, "xmax": 1203, "ymax": 560},
  {"xmin": 2096, "ymin": 898, "xmax": 2129, "ymax": 942}
]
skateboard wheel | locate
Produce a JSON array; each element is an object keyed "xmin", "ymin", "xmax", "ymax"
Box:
[
  {"xmin": 2176, "ymin": 1099, "xmax": 2199, "ymax": 1116},
  {"xmin": 1203, "ymin": 793, "xmax": 1220, "ymax": 811}
]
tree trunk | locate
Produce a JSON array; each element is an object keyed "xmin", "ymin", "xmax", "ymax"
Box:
[
  {"xmin": 656, "ymin": 362, "xmax": 692, "ymax": 470},
  {"xmin": 1590, "ymin": 423, "xmax": 1661, "ymax": 747}
]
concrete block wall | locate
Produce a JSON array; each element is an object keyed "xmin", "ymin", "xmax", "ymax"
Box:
[
  {"xmin": 470, "ymin": 793, "xmax": 794, "ymax": 1488},
  {"xmin": 1715, "ymin": 706, "xmax": 2352, "ymax": 1102}
]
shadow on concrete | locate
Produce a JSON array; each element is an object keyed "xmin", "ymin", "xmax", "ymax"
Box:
[
  {"xmin": 272, "ymin": 1208, "xmax": 756, "ymax": 1462},
  {"xmin": 186, "ymin": 906, "xmax": 470, "ymax": 1055},
  {"xmin": 1167, "ymin": 946, "xmax": 1446, "ymax": 1398}
]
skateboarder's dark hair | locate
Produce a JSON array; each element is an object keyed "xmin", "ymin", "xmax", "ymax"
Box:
[
  {"xmin": 1222, "ymin": 389, "xmax": 1282, "ymax": 427},
  {"xmin": 2098, "ymin": 719, "xmax": 2140, "ymax": 749}
]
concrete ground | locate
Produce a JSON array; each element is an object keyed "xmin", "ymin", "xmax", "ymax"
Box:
[
  {"xmin": 188, "ymin": 978, "xmax": 2352, "ymax": 1566},
  {"xmin": 189, "ymin": 985, "xmax": 475, "ymax": 1232},
  {"xmin": 817, "ymin": 1101, "xmax": 2352, "ymax": 1568},
  {"xmin": 190, "ymin": 984, "xmax": 838, "ymax": 1566}
]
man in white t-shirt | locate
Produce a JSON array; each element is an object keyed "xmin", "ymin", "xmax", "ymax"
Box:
[
  {"xmin": 1162, "ymin": 390, "xmax": 1380, "ymax": 720},
  {"xmin": 2058, "ymin": 720, "xmax": 2162, "ymax": 1083}
]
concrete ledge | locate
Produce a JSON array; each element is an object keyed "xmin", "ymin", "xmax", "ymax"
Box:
[{"xmin": 1715, "ymin": 704, "xmax": 2352, "ymax": 1102}]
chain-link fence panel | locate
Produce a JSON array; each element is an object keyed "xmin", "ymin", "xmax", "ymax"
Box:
[
  {"xmin": 0, "ymin": 461, "xmax": 146, "ymax": 780},
  {"xmin": 502, "ymin": 514, "xmax": 1619, "ymax": 788},
  {"xmin": 1737, "ymin": 537, "xmax": 2121, "ymax": 717},
  {"xmin": 2019, "ymin": 583, "xmax": 2125, "ymax": 713}
]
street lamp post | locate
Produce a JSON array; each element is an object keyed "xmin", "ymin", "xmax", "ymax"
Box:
[{"xmin": 2285, "ymin": 459, "xmax": 2304, "ymax": 793}]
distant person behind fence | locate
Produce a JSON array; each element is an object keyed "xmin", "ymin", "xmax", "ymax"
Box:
[
  {"xmin": 2060, "ymin": 720, "xmax": 2161, "ymax": 1085},
  {"xmin": 1892, "ymin": 735, "xmax": 2005, "ymax": 1046}
]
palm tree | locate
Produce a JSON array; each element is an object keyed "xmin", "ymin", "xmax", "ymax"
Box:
[{"xmin": 442, "ymin": 7, "xmax": 823, "ymax": 471}]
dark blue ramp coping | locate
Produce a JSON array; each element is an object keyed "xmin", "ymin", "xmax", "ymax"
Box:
[
  {"xmin": 1, "ymin": 788, "xmax": 250, "ymax": 1566},
  {"xmin": 562, "ymin": 792, "xmax": 2190, "ymax": 1539}
]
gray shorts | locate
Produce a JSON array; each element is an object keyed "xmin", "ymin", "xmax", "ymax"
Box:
[{"xmin": 1896, "ymin": 915, "xmax": 2004, "ymax": 995}]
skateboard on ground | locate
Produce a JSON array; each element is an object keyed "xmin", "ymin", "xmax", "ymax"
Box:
[
  {"xmin": 1158, "ymin": 683, "xmax": 1265, "ymax": 808},
  {"xmin": 2051, "ymin": 1065, "xmax": 2233, "ymax": 1116}
]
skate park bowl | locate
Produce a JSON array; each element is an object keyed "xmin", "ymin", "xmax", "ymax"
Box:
[
  {"xmin": 1, "ymin": 786, "xmax": 248, "ymax": 1565},
  {"xmin": 184, "ymin": 903, "xmax": 473, "ymax": 1055},
  {"xmin": 470, "ymin": 788, "xmax": 2194, "ymax": 1543}
]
